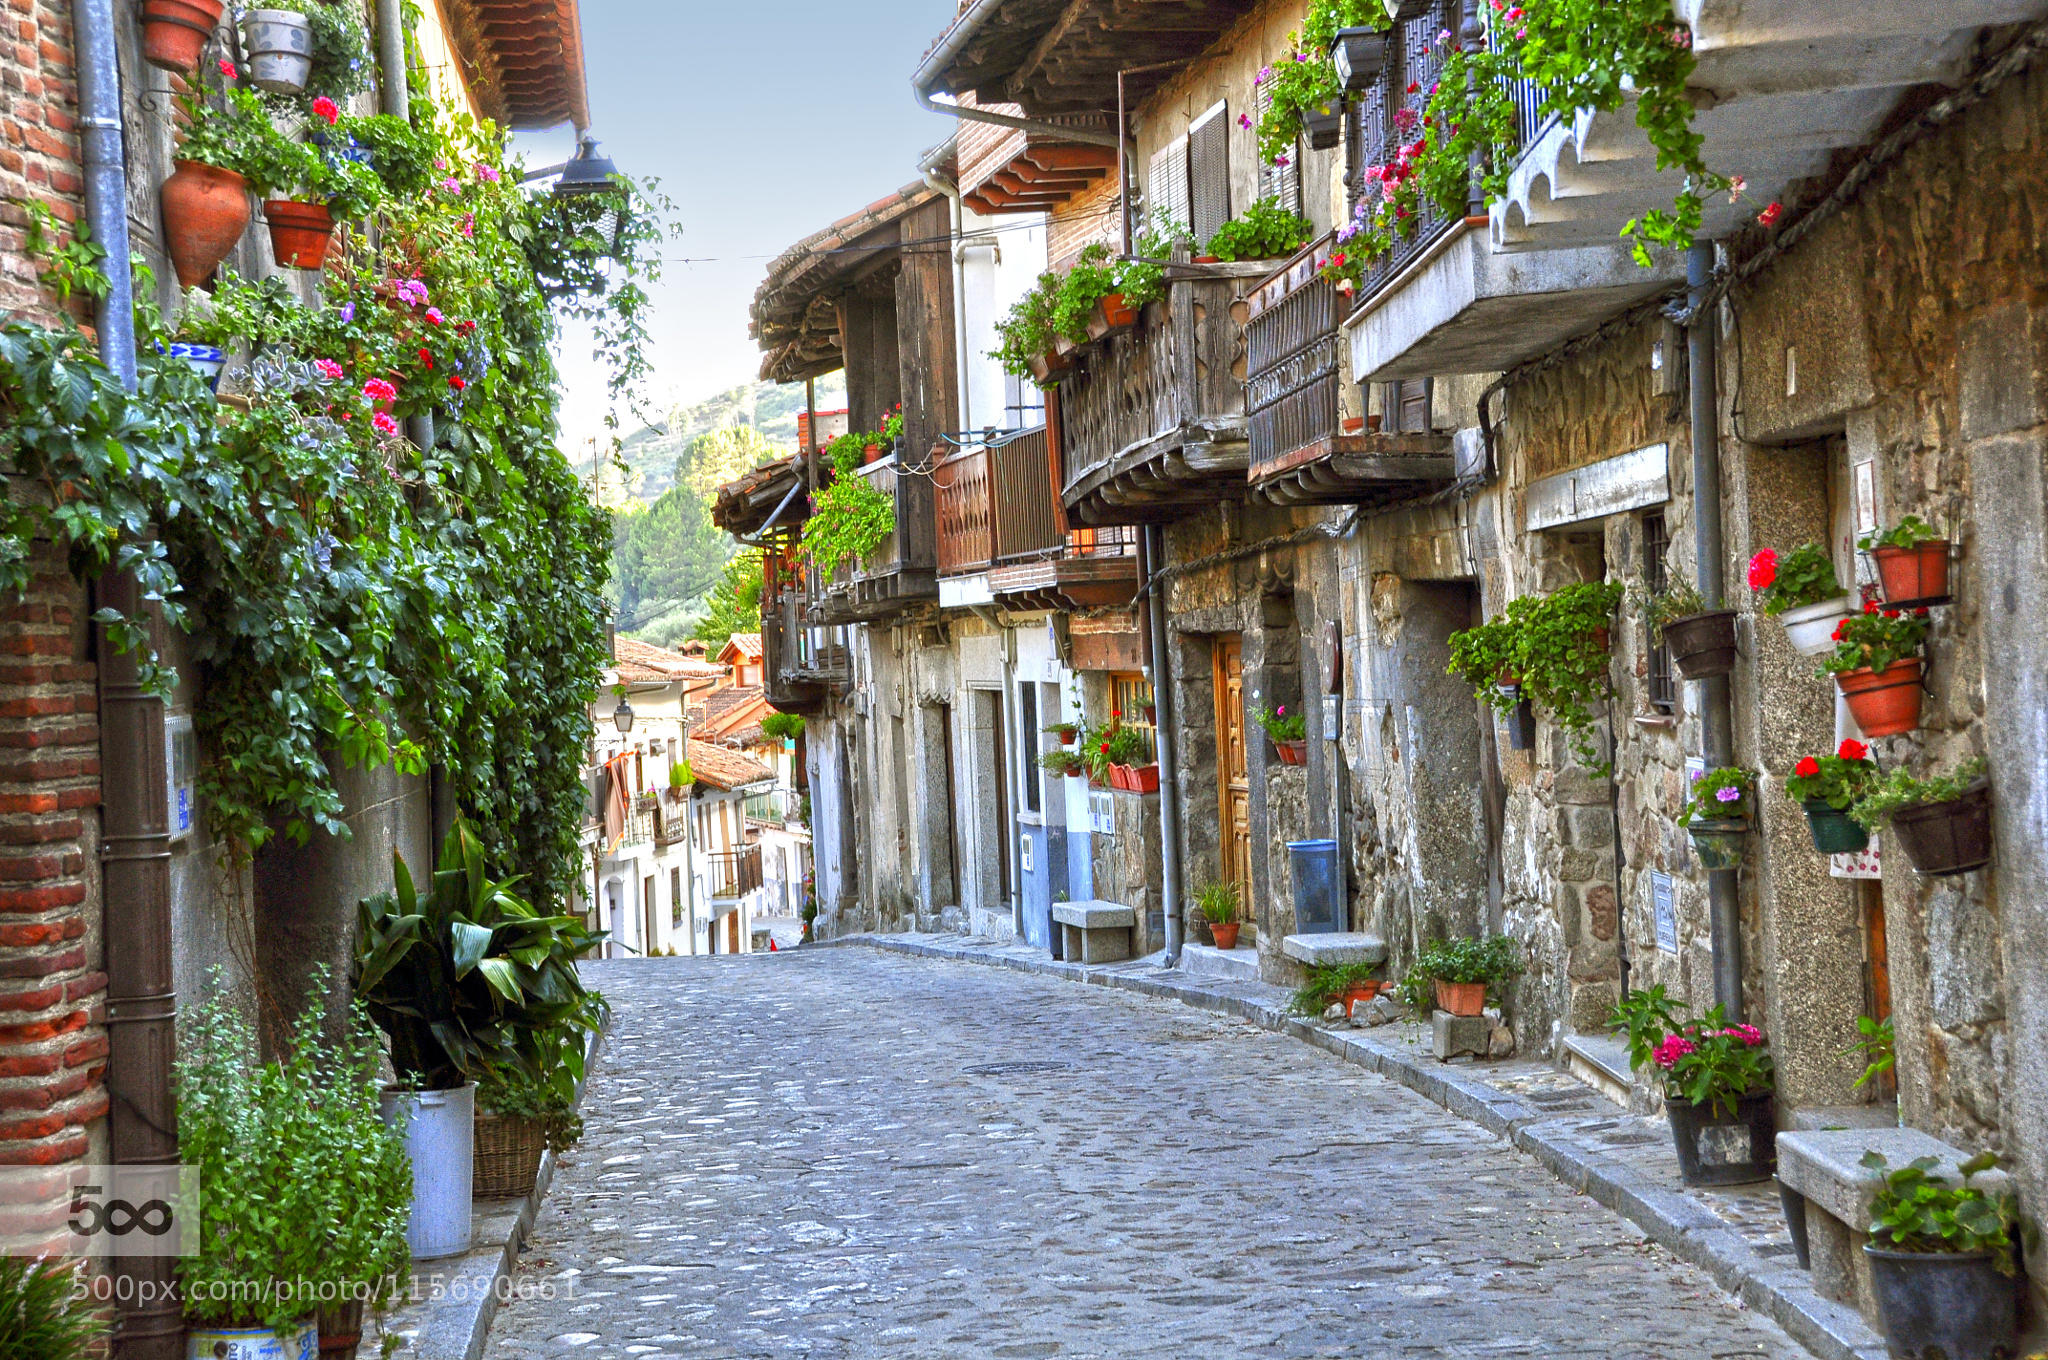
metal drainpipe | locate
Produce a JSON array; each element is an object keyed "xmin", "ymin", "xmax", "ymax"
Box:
[
  {"xmin": 1687, "ymin": 242, "xmax": 1744, "ymax": 1023},
  {"xmin": 377, "ymin": 0, "xmax": 408, "ymax": 118},
  {"xmin": 74, "ymin": 0, "xmax": 179, "ymax": 1353},
  {"xmin": 1143, "ymin": 525, "xmax": 1183, "ymax": 965}
]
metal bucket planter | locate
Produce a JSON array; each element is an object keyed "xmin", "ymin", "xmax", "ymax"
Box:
[
  {"xmin": 1777, "ymin": 596, "xmax": 1855, "ymax": 656},
  {"xmin": 1873, "ymin": 540, "xmax": 1952, "ymax": 607},
  {"xmin": 1664, "ymin": 1091, "xmax": 1775, "ymax": 1186},
  {"xmin": 1661, "ymin": 609, "xmax": 1739, "ymax": 679},
  {"xmin": 1688, "ymin": 817, "xmax": 1748, "ymax": 871},
  {"xmin": 1888, "ymin": 780, "xmax": 1994, "ymax": 876},
  {"xmin": 1838, "ymin": 658, "xmax": 1924, "ymax": 738},
  {"xmin": 1802, "ymin": 800, "xmax": 1869, "ymax": 855},
  {"xmin": 1331, "ymin": 26, "xmax": 1386, "ymax": 90},
  {"xmin": 380, "ymin": 1083, "xmax": 475, "ymax": 1260},
  {"xmin": 187, "ymin": 1320, "xmax": 318, "ymax": 1360},
  {"xmin": 1864, "ymin": 1247, "xmax": 2018, "ymax": 1360},
  {"xmin": 243, "ymin": 9, "xmax": 314, "ymax": 94}
]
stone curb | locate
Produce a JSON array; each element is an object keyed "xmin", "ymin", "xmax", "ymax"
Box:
[
  {"xmin": 832, "ymin": 933, "xmax": 1888, "ymax": 1360},
  {"xmin": 381, "ymin": 1026, "xmax": 609, "ymax": 1360}
]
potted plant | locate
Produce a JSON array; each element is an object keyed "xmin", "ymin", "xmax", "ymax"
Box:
[
  {"xmin": 1204, "ymin": 199, "xmax": 1315, "ymax": 264},
  {"xmin": 1044, "ymin": 721, "xmax": 1079, "ymax": 745},
  {"xmin": 1612, "ymin": 987, "xmax": 1775, "ymax": 1185},
  {"xmin": 161, "ymin": 81, "xmax": 272, "ymax": 289},
  {"xmin": 1257, "ymin": 701, "xmax": 1309, "ymax": 765},
  {"xmin": 1331, "ymin": 25, "xmax": 1388, "ymax": 91},
  {"xmin": 240, "ymin": 6, "xmax": 315, "ymax": 94},
  {"xmin": 1680, "ymin": 766, "xmax": 1754, "ymax": 871},
  {"xmin": 1411, "ymin": 935, "xmax": 1522, "ymax": 1017},
  {"xmin": 1037, "ymin": 748, "xmax": 1083, "ymax": 781},
  {"xmin": 354, "ymin": 821, "xmax": 607, "ymax": 1261},
  {"xmin": 244, "ymin": 124, "xmax": 382, "ymax": 270},
  {"xmin": 1448, "ymin": 581, "xmax": 1623, "ymax": 770},
  {"xmin": 1104, "ymin": 724, "xmax": 1147, "ymax": 791},
  {"xmin": 473, "ymin": 1027, "xmax": 588, "ymax": 1200},
  {"xmin": 1851, "ymin": 758, "xmax": 1993, "ymax": 876},
  {"xmin": 667, "ymin": 759, "xmax": 694, "ymax": 799},
  {"xmin": 1289, "ymin": 962, "xmax": 1384, "ymax": 1018},
  {"xmin": 1819, "ymin": 606, "xmax": 1929, "ymax": 738},
  {"xmin": 141, "ymin": 0, "xmax": 225, "ymax": 74},
  {"xmin": 250, "ymin": 0, "xmax": 375, "ymax": 102},
  {"xmin": 1197, "ymin": 880, "xmax": 1241, "ymax": 950},
  {"xmin": 1783, "ymin": 739, "xmax": 1880, "ymax": 854},
  {"xmin": 1861, "ymin": 1150, "xmax": 2021, "ymax": 1360},
  {"xmin": 1639, "ymin": 579, "xmax": 1737, "ymax": 679},
  {"xmin": 1860, "ymin": 515, "xmax": 1952, "ymax": 606},
  {"xmin": 1749, "ymin": 544, "xmax": 1852, "ymax": 656},
  {"xmin": 178, "ymin": 985, "xmax": 411, "ymax": 1360}
]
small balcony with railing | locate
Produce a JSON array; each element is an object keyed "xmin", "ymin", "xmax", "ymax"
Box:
[
  {"xmin": 815, "ymin": 454, "xmax": 939, "ymax": 623},
  {"xmin": 935, "ymin": 427, "xmax": 1139, "ymax": 609},
  {"xmin": 761, "ymin": 545, "xmax": 850, "ymax": 715},
  {"xmin": 1055, "ymin": 265, "xmax": 1269, "ymax": 529},
  {"xmin": 708, "ymin": 845, "xmax": 764, "ymax": 901},
  {"xmin": 1245, "ymin": 242, "xmax": 1459, "ymax": 509}
]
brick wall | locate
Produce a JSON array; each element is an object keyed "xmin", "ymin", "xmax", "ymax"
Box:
[{"xmin": 0, "ymin": 0, "xmax": 84, "ymax": 322}]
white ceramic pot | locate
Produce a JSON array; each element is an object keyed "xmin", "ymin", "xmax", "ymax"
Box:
[
  {"xmin": 1776, "ymin": 595, "xmax": 1854, "ymax": 657},
  {"xmin": 242, "ymin": 9, "xmax": 313, "ymax": 94},
  {"xmin": 165, "ymin": 341, "xmax": 227, "ymax": 391},
  {"xmin": 379, "ymin": 1083, "xmax": 475, "ymax": 1260},
  {"xmin": 186, "ymin": 1320, "xmax": 318, "ymax": 1360}
]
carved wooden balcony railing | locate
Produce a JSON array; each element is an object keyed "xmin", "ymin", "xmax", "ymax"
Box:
[
  {"xmin": 1056, "ymin": 268, "xmax": 1268, "ymax": 528},
  {"xmin": 1245, "ymin": 240, "xmax": 1457, "ymax": 509},
  {"xmin": 938, "ymin": 428, "xmax": 1140, "ymax": 607},
  {"xmin": 817, "ymin": 454, "xmax": 938, "ymax": 622},
  {"xmin": 708, "ymin": 845, "xmax": 763, "ymax": 900}
]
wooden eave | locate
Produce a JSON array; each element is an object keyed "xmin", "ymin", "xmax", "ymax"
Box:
[
  {"xmin": 439, "ymin": 0, "xmax": 590, "ymax": 129},
  {"xmin": 750, "ymin": 184, "xmax": 939, "ymax": 386}
]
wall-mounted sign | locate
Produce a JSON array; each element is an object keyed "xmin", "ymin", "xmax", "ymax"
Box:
[{"xmin": 1650, "ymin": 871, "xmax": 1678, "ymax": 954}]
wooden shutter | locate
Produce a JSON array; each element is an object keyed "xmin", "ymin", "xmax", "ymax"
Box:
[
  {"xmin": 1189, "ymin": 101, "xmax": 1230, "ymax": 247},
  {"xmin": 1254, "ymin": 81, "xmax": 1301, "ymax": 211},
  {"xmin": 1146, "ymin": 136, "xmax": 1190, "ymax": 237}
]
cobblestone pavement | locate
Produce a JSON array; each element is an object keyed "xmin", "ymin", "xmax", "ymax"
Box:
[{"xmin": 487, "ymin": 949, "xmax": 1806, "ymax": 1360}]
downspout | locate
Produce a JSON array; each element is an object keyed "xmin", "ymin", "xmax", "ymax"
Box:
[
  {"xmin": 377, "ymin": 0, "xmax": 408, "ymax": 118},
  {"xmin": 918, "ymin": 144, "xmax": 975, "ymax": 434},
  {"xmin": 76, "ymin": 0, "xmax": 178, "ymax": 1354},
  {"xmin": 1687, "ymin": 242, "xmax": 1743, "ymax": 1023},
  {"xmin": 1143, "ymin": 525, "xmax": 1184, "ymax": 965}
]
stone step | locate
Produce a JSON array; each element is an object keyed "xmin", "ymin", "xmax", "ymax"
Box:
[
  {"xmin": 1178, "ymin": 941, "xmax": 1258, "ymax": 983},
  {"xmin": 1561, "ymin": 1032, "xmax": 1634, "ymax": 1107},
  {"xmin": 1278, "ymin": 932, "xmax": 1386, "ymax": 968}
]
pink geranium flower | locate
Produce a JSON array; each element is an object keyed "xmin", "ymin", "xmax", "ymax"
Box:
[
  {"xmin": 313, "ymin": 359, "xmax": 344, "ymax": 381},
  {"xmin": 372, "ymin": 412, "xmax": 400, "ymax": 436},
  {"xmin": 1652, "ymin": 1035, "xmax": 1696, "ymax": 1070},
  {"xmin": 362, "ymin": 378, "xmax": 398, "ymax": 402},
  {"xmin": 425, "ymin": 307, "xmax": 444, "ymax": 326}
]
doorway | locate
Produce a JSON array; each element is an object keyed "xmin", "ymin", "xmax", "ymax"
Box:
[{"xmin": 1214, "ymin": 635, "xmax": 1251, "ymax": 933}]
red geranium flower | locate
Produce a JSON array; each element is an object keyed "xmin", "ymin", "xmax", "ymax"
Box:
[
  {"xmin": 1837, "ymin": 739, "xmax": 1868, "ymax": 761},
  {"xmin": 1757, "ymin": 201, "xmax": 1784, "ymax": 228},
  {"xmin": 1831, "ymin": 620, "xmax": 1849, "ymax": 641},
  {"xmin": 418, "ymin": 348, "xmax": 434, "ymax": 369},
  {"xmin": 1747, "ymin": 548, "xmax": 1777, "ymax": 592},
  {"xmin": 1794, "ymin": 756, "xmax": 1821, "ymax": 778},
  {"xmin": 448, "ymin": 375, "xmax": 466, "ymax": 391},
  {"xmin": 311, "ymin": 96, "xmax": 341, "ymax": 126}
]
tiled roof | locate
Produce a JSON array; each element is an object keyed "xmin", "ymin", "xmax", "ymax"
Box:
[
  {"xmin": 695, "ymin": 688, "xmax": 773, "ymax": 742},
  {"xmin": 687, "ymin": 739, "xmax": 775, "ymax": 792},
  {"xmin": 613, "ymin": 635, "xmax": 728, "ymax": 684},
  {"xmin": 719, "ymin": 633, "xmax": 764, "ymax": 662}
]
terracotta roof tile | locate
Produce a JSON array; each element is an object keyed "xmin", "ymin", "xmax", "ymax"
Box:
[
  {"xmin": 613, "ymin": 635, "xmax": 728, "ymax": 683},
  {"xmin": 686, "ymin": 739, "xmax": 775, "ymax": 792}
]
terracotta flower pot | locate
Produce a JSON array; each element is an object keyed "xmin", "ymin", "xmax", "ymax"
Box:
[
  {"xmin": 263, "ymin": 199, "xmax": 335, "ymax": 270},
  {"xmin": 1209, "ymin": 921, "xmax": 1240, "ymax": 950},
  {"xmin": 161, "ymin": 159, "xmax": 250, "ymax": 288},
  {"xmin": 862, "ymin": 442, "xmax": 883, "ymax": 465},
  {"xmin": 1434, "ymin": 979, "xmax": 1486, "ymax": 1017},
  {"xmin": 1096, "ymin": 291, "xmax": 1138, "ymax": 331},
  {"xmin": 1873, "ymin": 541, "xmax": 1951, "ymax": 605},
  {"xmin": 141, "ymin": 0, "xmax": 224, "ymax": 74},
  {"xmin": 1836, "ymin": 657, "xmax": 1924, "ymax": 738},
  {"xmin": 1339, "ymin": 983, "xmax": 1380, "ymax": 1016},
  {"xmin": 1057, "ymin": 731, "xmax": 1076, "ymax": 745},
  {"xmin": 1127, "ymin": 764, "xmax": 1160, "ymax": 794},
  {"xmin": 1272, "ymin": 739, "xmax": 1307, "ymax": 767}
]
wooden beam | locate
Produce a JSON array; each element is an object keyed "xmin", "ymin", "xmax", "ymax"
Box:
[{"xmin": 1009, "ymin": 0, "xmax": 1098, "ymax": 101}]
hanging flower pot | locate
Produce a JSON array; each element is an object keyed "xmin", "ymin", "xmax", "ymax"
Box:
[
  {"xmin": 242, "ymin": 8, "xmax": 315, "ymax": 95},
  {"xmin": 1776, "ymin": 595, "xmax": 1854, "ymax": 657},
  {"xmin": 1303, "ymin": 102, "xmax": 1343, "ymax": 151},
  {"xmin": 1331, "ymin": 27, "xmax": 1387, "ymax": 91},
  {"xmin": 1433, "ymin": 979, "xmax": 1485, "ymax": 1017},
  {"xmin": 1687, "ymin": 817, "xmax": 1748, "ymax": 871},
  {"xmin": 1836, "ymin": 657, "xmax": 1924, "ymax": 738},
  {"xmin": 140, "ymin": 0, "xmax": 224, "ymax": 74},
  {"xmin": 1864, "ymin": 1247, "xmax": 2019, "ymax": 1360},
  {"xmin": 1888, "ymin": 780, "xmax": 1993, "ymax": 877},
  {"xmin": 165, "ymin": 341, "xmax": 228, "ymax": 392},
  {"xmin": 263, "ymin": 200, "xmax": 336, "ymax": 270},
  {"xmin": 1801, "ymin": 800, "xmax": 1869, "ymax": 855},
  {"xmin": 1385, "ymin": 0, "xmax": 1434, "ymax": 20},
  {"xmin": 161, "ymin": 159, "xmax": 251, "ymax": 289},
  {"xmin": 1873, "ymin": 540, "xmax": 1951, "ymax": 606},
  {"xmin": 862, "ymin": 442, "xmax": 883, "ymax": 466},
  {"xmin": 1661, "ymin": 609, "xmax": 1739, "ymax": 679},
  {"xmin": 1086, "ymin": 291, "xmax": 1138, "ymax": 341},
  {"xmin": 1026, "ymin": 350, "xmax": 1069, "ymax": 387},
  {"xmin": 1665, "ymin": 1091, "xmax": 1776, "ymax": 1186},
  {"xmin": 1272, "ymin": 739, "xmax": 1308, "ymax": 766}
]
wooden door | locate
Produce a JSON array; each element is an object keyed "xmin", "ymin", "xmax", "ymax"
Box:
[{"xmin": 1215, "ymin": 637, "xmax": 1252, "ymax": 932}]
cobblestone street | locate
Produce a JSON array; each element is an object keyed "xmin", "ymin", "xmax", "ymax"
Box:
[{"xmin": 487, "ymin": 949, "xmax": 1807, "ymax": 1360}]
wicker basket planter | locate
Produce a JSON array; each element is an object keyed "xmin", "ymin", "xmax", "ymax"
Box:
[{"xmin": 473, "ymin": 1109, "xmax": 548, "ymax": 1200}]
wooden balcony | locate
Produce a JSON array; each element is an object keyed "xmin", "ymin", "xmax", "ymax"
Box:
[
  {"xmin": 1246, "ymin": 242, "xmax": 1457, "ymax": 509},
  {"xmin": 817, "ymin": 455, "xmax": 938, "ymax": 622},
  {"xmin": 937, "ymin": 428, "xmax": 1140, "ymax": 608},
  {"xmin": 1057, "ymin": 268, "xmax": 1267, "ymax": 528},
  {"xmin": 709, "ymin": 845, "xmax": 763, "ymax": 900},
  {"xmin": 762, "ymin": 549, "xmax": 850, "ymax": 716}
]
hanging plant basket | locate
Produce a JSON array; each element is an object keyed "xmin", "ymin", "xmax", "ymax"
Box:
[
  {"xmin": 1303, "ymin": 103, "xmax": 1343, "ymax": 151},
  {"xmin": 1661, "ymin": 609, "xmax": 1739, "ymax": 679},
  {"xmin": 1433, "ymin": 980, "xmax": 1485, "ymax": 1017},
  {"xmin": 1687, "ymin": 817, "xmax": 1748, "ymax": 871},
  {"xmin": 1777, "ymin": 596, "xmax": 1855, "ymax": 657},
  {"xmin": 1872, "ymin": 540, "xmax": 1952, "ymax": 607},
  {"xmin": 1664, "ymin": 1091, "xmax": 1776, "ymax": 1186},
  {"xmin": 1801, "ymin": 800, "xmax": 1869, "ymax": 855},
  {"xmin": 242, "ymin": 8, "xmax": 315, "ymax": 94},
  {"xmin": 1836, "ymin": 657, "xmax": 1924, "ymax": 738},
  {"xmin": 140, "ymin": 0, "xmax": 224, "ymax": 74},
  {"xmin": 1888, "ymin": 780, "xmax": 1993, "ymax": 877},
  {"xmin": 1864, "ymin": 1246, "xmax": 2019, "ymax": 1360},
  {"xmin": 264, "ymin": 200, "xmax": 336, "ymax": 270},
  {"xmin": 1272, "ymin": 738, "xmax": 1308, "ymax": 766},
  {"xmin": 161, "ymin": 159, "xmax": 251, "ymax": 289}
]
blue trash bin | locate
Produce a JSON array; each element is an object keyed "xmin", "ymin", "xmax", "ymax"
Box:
[{"xmin": 1288, "ymin": 839, "xmax": 1342, "ymax": 934}]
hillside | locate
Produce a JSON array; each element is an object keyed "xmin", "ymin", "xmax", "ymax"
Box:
[{"xmin": 594, "ymin": 373, "xmax": 847, "ymax": 506}]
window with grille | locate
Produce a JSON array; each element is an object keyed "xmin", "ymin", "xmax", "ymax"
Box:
[
  {"xmin": 1110, "ymin": 673, "xmax": 1157, "ymax": 764},
  {"xmin": 1643, "ymin": 511, "xmax": 1676, "ymax": 712},
  {"xmin": 1188, "ymin": 102, "xmax": 1231, "ymax": 247}
]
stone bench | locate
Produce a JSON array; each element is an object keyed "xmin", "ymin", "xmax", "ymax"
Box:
[
  {"xmin": 1279, "ymin": 932, "xmax": 1386, "ymax": 968},
  {"xmin": 1052, "ymin": 901, "xmax": 1135, "ymax": 964},
  {"xmin": 1776, "ymin": 1125, "xmax": 2013, "ymax": 1328}
]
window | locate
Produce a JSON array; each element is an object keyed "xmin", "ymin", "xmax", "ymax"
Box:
[
  {"xmin": 1003, "ymin": 369, "xmax": 1045, "ymax": 431},
  {"xmin": 1110, "ymin": 673, "xmax": 1157, "ymax": 764},
  {"xmin": 1146, "ymin": 136, "xmax": 1190, "ymax": 236},
  {"xmin": 1018, "ymin": 682, "xmax": 1041, "ymax": 814},
  {"xmin": 671, "ymin": 867, "xmax": 683, "ymax": 927},
  {"xmin": 1189, "ymin": 102, "xmax": 1231, "ymax": 247},
  {"xmin": 1643, "ymin": 511, "xmax": 1675, "ymax": 713}
]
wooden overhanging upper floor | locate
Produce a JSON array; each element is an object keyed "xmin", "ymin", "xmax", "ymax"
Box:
[{"xmin": 438, "ymin": 0, "xmax": 591, "ymax": 129}]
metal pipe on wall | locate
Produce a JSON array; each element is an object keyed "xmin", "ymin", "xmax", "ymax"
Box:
[
  {"xmin": 1687, "ymin": 242, "xmax": 1744, "ymax": 1022},
  {"xmin": 1144, "ymin": 525, "xmax": 1184, "ymax": 964},
  {"xmin": 377, "ymin": 0, "xmax": 408, "ymax": 118}
]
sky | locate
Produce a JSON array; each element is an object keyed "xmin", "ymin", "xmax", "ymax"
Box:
[{"xmin": 513, "ymin": 0, "xmax": 961, "ymax": 455}]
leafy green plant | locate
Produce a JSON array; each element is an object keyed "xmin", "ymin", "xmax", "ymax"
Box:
[
  {"xmin": 993, "ymin": 270, "xmax": 1063, "ymax": 378},
  {"xmin": 1251, "ymin": 0, "xmax": 1386, "ymax": 167},
  {"xmin": 173, "ymin": 82, "xmax": 284, "ymax": 179},
  {"xmin": 1205, "ymin": 199, "xmax": 1314, "ymax": 262},
  {"xmin": 251, "ymin": 0, "xmax": 374, "ymax": 102},
  {"xmin": 1448, "ymin": 581, "xmax": 1623, "ymax": 766},
  {"xmin": 1446, "ymin": 616, "xmax": 1522, "ymax": 693},
  {"xmin": 1680, "ymin": 766, "xmax": 1754, "ymax": 827},
  {"xmin": 1118, "ymin": 210, "xmax": 1192, "ymax": 307},
  {"xmin": 1051, "ymin": 243, "xmax": 1121, "ymax": 341},
  {"xmin": 1859, "ymin": 514, "xmax": 1942, "ymax": 553},
  {"xmin": 1256, "ymin": 701, "xmax": 1307, "ymax": 744},
  {"xmin": 1818, "ymin": 606, "xmax": 1928, "ymax": 678},
  {"xmin": 1863, "ymin": 1150, "xmax": 2020, "ymax": 1272},
  {"xmin": 1288, "ymin": 961, "xmax": 1382, "ymax": 1016},
  {"xmin": 354, "ymin": 820, "xmax": 608, "ymax": 1091},
  {"xmin": 1411, "ymin": 935, "xmax": 1523, "ymax": 991},
  {"xmin": 1196, "ymin": 880, "xmax": 1240, "ymax": 925},
  {"xmin": 1634, "ymin": 579, "xmax": 1708, "ymax": 642},
  {"xmin": 1036, "ymin": 748, "xmax": 1083, "ymax": 777},
  {"xmin": 668, "ymin": 759, "xmax": 694, "ymax": 789},
  {"xmin": 1784, "ymin": 739, "xmax": 1879, "ymax": 811},
  {"xmin": 177, "ymin": 980, "xmax": 412, "ymax": 1333},
  {"xmin": 342, "ymin": 112, "xmax": 438, "ymax": 199},
  {"xmin": 801, "ymin": 469, "xmax": 896, "ymax": 578},
  {"xmin": 1850, "ymin": 759, "xmax": 1989, "ymax": 832},
  {"xmin": 1043, "ymin": 721, "xmax": 1079, "ymax": 740},
  {"xmin": 476, "ymin": 1058, "xmax": 585, "ymax": 1153},
  {"xmin": 1842, "ymin": 1014, "xmax": 1894, "ymax": 1092},
  {"xmin": 1749, "ymin": 543, "xmax": 1843, "ymax": 615},
  {"xmin": 1611, "ymin": 987, "xmax": 1774, "ymax": 1116},
  {"xmin": 760, "ymin": 712, "xmax": 806, "ymax": 741},
  {"xmin": 1104, "ymin": 724, "xmax": 1147, "ymax": 767},
  {"xmin": 0, "ymin": 1258, "xmax": 99, "ymax": 1360}
]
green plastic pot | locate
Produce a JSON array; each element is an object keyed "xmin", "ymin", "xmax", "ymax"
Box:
[
  {"xmin": 1802, "ymin": 800, "xmax": 1869, "ymax": 855},
  {"xmin": 1688, "ymin": 818, "xmax": 1748, "ymax": 872}
]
